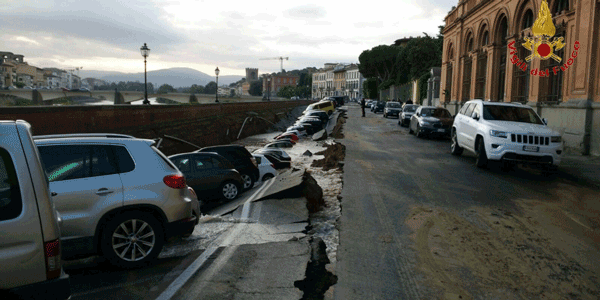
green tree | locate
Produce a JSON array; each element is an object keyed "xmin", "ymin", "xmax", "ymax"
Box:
[
  {"xmin": 277, "ymin": 86, "xmax": 295, "ymax": 98},
  {"xmin": 230, "ymin": 89, "xmax": 236, "ymax": 97},
  {"xmin": 249, "ymin": 81, "xmax": 262, "ymax": 96},
  {"xmin": 204, "ymin": 81, "xmax": 217, "ymax": 94},
  {"xmin": 418, "ymin": 72, "xmax": 431, "ymax": 104},
  {"xmin": 15, "ymin": 82, "xmax": 25, "ymax": 88},
  {"xmin": 157, "ymin": 84, "xmax": 175, "ymax": 94},
  {"xmin": 358, "ymin": 44, "xmax": 402, "ymax": 89},
  {"xmin": 363, "ymin": 78, "xmax": 379, "ymax": 99},
  {"xmin": 188, "ymin": 84, "xmax": 204, "ymax": 94}
]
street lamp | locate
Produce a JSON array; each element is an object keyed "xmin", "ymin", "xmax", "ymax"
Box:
[
  {"xmin": 267, "ymin": 77, "xmax": 271, "ymax": 101},
  {"xmin": 215, "ymin": 67, "xmax": 220, "ymax": 103},
  {"xmin": 140, "ymin": 43, "xmax": 150, "ymax": 105}
]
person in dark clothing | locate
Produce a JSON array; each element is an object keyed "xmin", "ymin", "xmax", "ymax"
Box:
[
  {"xmin": 360, "ymin": 98, "xmax": 366, "ymax": 117},
  {"xmin": 406, "ymin": 99, "xmax": 413, "ymax": 105}
]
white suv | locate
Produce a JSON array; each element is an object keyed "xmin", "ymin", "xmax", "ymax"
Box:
[{"xmin": 451, "ymin": 100, "xmax": 563, "ymax": 170}]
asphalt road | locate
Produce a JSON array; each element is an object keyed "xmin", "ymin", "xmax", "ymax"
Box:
[{"xmin": 334, "ymin": 103, "xmax": 600, "ymax": 299}]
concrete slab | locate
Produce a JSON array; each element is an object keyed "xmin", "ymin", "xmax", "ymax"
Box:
[{"xmin": 174, "ymin": 240, "xmax": 310, "ymax": 300}]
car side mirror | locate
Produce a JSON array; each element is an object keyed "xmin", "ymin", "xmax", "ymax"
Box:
[
  {"xmin": 542, "ymin": 118, "xmax": 548, "ymax": 125},
  {"xmin": 472, "ymin": 112, "xmax": 480, "ymax": 120}
]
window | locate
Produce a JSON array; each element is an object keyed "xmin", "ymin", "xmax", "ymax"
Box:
[
  {"xmin": 496, "ymin": 18, "xmax": 508, "ymax": 101},
  {"xmin": 172, "ymin": 157, "xmax": 191, "ymax": 172},
  {"xmin": 482, "ymin": 105, "xmax": 543, "ymax": 124},
  {"xmin": 194, "ymin": 156, "xmax": 214, "ymax": 170},
  {"xmin": 38, "ymin": 145, "xmax": 119, "ymax": 182},
  {"xmin": 464, "ymin": 103, "xmax": 476, "ymax": 117},
  {"xmin": 462, "ymin": 56, "xmax": 472, "ymax": 101},
  {"xmin": 0, "ymin": 148, "xmax": 22, "ymax": 221}
]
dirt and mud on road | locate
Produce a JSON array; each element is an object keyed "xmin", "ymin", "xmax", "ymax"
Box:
[{"xmin": 406, "ymin": 190, "xmax": 600, "ymax": 300}]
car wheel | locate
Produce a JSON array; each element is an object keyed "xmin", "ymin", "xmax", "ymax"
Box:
[
  {"xmin": 450, "ymin": 130, "xmax": 464, "ymax": 156},
  {"xmin": 101, "ymin": 212, "xmax": 164, "ymax": 268},
  {"xmin": 475, "ymin": 138, "xmax": 488, "ymax": 168},
  {"xmin": 240, "ymin": 173, "xmax": 255, "ymax": 190},
  {"xmin": 416, "ymin": 124, "xmax": 423, "ymax": 138},
  {"xmin": 221, "ymin": 181, "xmax": 240, "ymax": 200},
  {"xmin": 262, "ymin": 173, "xmax": 275, "ymax": 181}
]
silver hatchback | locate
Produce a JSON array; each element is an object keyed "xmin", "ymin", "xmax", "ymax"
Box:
[{"xmin": 35, "ymin": 134, "xmax": 196, "ymax": 268}]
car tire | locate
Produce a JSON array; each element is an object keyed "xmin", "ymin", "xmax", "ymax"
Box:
[
  {"xmin": 416, "ymin": 124, "xmax": 423, "ymax": 138},
  {"xmin": 220, "ymin": 181, "xmax": 240, "ymax": 200},
  {"xmin": 240, "ymin": 173, "xmax": 255, "ymax": 190},
  {"xmin": 262, "ymin": 173, "xmax": 275, "ymax": 181},
  {"xmin": 475, "ymin": 138, "xmax": 488, "ymax": 168},
  {"xmin": 450, "ymin": 130, "xmax": 463, "ymax": 156},
  {"xmin": 101, "ymin": 212, "xmax": 165, "ymax": 269},
  {"xmin": 383, "ymin": 113, "xmax": 386, "ymax": 118}
]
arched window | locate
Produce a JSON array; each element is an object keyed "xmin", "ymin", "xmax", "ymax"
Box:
[
  {"xmin": 445, "ymin": 44, "xmax": 454, "ymax": 102},
  {"xmin": 522, "ymin": 10, "xmax": 534, "ymax": 30},
  {"xmin": 555, "ymin": 0, "xmax": 569, "ymax": 13},
  {"xmin": 462, "ymin": 35, "xmax": 474, "ymax": 102},
  {"xmin": 495, "ymin": 17, "xmax": 508, "ymax": 101},
  {"xmin": 482, "ymin": 31, "xmax": 489, "ymax": 46}
]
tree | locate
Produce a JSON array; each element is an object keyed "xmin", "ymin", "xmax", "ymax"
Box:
[
  {"xmin": 249, "ymin": 81, "xmax": 262, "ymax": 96},
  {"xmin": 358, "ymin": 44, "xmax": 402, "ymax": 89},
  {"xmin": 157, "ymin": 84, "xmax": 175, "ymax": 94},
  {"xmin": 188, "ymin": 84, "xmax": 204, "ymax": 94},
  {"xmin": 204, "ymin": 81, "xmax": 217, "ymax": 94},
  {"xmin": 277, "ymin": 86, "xmax": 295, "ymax": 98},
  {"xmin": 363, "ymin": 78, "xmax": 379, "ymax": 99},
  {"xmin": 230, "ymin": 89, "xmax": 236, "ymax": 97},
  {"xmin": 15, "ymin": 82, "xmax": 25, "ymax": 88}
]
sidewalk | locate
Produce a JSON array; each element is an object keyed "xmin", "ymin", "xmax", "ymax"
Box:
[{"xmin": 559, "ymin": 154, "xmax": 600, "ymax": 188}]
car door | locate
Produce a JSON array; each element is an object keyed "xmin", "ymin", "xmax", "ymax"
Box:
[
  {"xmin": 461, "ymin": 103, "xmax": 479, "ymax": 150},
  {"xmin": 192, "ymin": 155, "xmax": 222, "ymax": 192},
  {"xmin": 37, "ymin": 144, "xmax": 124, "ymax": 241}
]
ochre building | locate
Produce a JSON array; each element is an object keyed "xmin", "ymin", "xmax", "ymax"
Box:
[{"xmin": 441, "ymin": 0, "xmax": 600, "ymax": 155}]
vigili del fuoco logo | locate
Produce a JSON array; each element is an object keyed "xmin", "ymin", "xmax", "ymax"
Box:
[{"xmin": 508, "ymin": 0, "xmax": 579, "ymax": 77}]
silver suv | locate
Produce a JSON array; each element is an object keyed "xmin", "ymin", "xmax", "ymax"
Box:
[
  {"xmin": 451, "ymin": 100, "xmax": 564, "ymax": 170},
  {"xmin": 0, "ymin": 120, "xmax": 71, "ymax": 299},
  {"xmin": 34, "ymin": 134, "xmax": 196, "ymax": 268}
]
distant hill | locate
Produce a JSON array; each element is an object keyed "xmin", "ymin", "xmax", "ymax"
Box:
[{"xmin": 79, "ymin": 67, "xmax": 244, "ymax": 88}]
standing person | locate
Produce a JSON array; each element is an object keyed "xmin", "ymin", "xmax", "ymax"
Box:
[
  {"xmin": 360, "ymin": 98, "xmax": 366, "ymax": 117},
  {"xmin": 406, "ymin": 98, "xmax": 413, "ymax": 105}
]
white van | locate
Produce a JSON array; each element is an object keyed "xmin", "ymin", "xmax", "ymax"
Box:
[{"xmin": 0, "ymin": 120, "xmax": 71, "ymax": 299}]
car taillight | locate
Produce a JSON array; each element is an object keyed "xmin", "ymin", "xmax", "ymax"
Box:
[
  {"xmin": 44, "ymin": 239, "xmax": 61, "ymax": 279},
  {"xmin": 163, "ymin": 174, "xmax": 187, "ymax": 189},
  {"xmin": 271, "ymin": 164, "xmax": 275, "ymax": 168}
]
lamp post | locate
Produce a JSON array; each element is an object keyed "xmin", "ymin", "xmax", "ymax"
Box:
[
  {"xmin": 215, "ymin": 67, "xmax": 220, "ymax": 103},
  {"xmin": 140, "ymin": 43, "xmax": 150, "ymax": 105},
  {"xmin": 267, "ymin": 77, "xmax": 271, "ymax": 101}
]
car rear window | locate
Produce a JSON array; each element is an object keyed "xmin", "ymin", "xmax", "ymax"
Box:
[
  {"xmin": 0, "ymin": 147, "xmax": 22, "ymax": 221},
  {"xmin": 111, "ymin": 145, "xmax": 135, "ymax": 173}
]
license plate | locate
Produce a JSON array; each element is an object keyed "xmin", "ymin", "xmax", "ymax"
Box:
[
  {"xmin": 523, "ymin": 146, "xmax": 539, "ymax": 152},
  {"xmin": 437, "ymin": 129, "xmax": 446, "ymax": 132}
]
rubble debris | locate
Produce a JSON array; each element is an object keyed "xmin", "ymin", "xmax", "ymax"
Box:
[
  {"xmin": 311, "ymin": 142, "xmax": 346, "ymax": 171},
  {"xmin": 301, "ymin": 171, "xmax": 324, "ymax": 213},
  {"xmin": 303, "ymin": 150, "xmax": 313, "ymax": 157}
]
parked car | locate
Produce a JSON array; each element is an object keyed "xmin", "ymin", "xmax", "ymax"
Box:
[
  {"xmin": 264, "ymin": 141, "xmax": 295, "ymax": 148},
  {"xmin": 373, "ymin": 101, "xmax": 385, "ymax": 113},
  {"xmin": 293, "ymin": 123, "xmax": 317, "ymax": 135},
  {"xmin": 294, "ymin": 120, "xmax": 322, "ymax": 133},
  {"xmin": 301, "ymin": 110, "xmax": 330, "ymax": 123},
  {"xmin": 275, "ymin": 132, "xmax": 299, "ymax": 141},
  {"xmin": 383, "ymin": 102, "xmax": 402, "ymax": 118},
  {"xmin": 169, "ymin": 152, "xmax": 244, "ymax": 202},
  {"xmin": 196, "ymin": 145, "xmax": 259, "ymax": 191},
  {"xmin": 60, "ymin": 87, "xmax": 70, "ymax": 92},
  {"xmin": 0, "ymin": 120, "xmax": 71, "ymax": 300},
  {"xmin": 34, "ymin": 133, "xmax": 196, "ymax": 268},
  {"xmin": 252, "ymin": 154, "xmax": 278, "ymax": 181},
  {"xmin": 285, "ymin": 129, "xmax": 305, "ymax": 137},
  {"xmin": 451, "ymin": 99, "xmax": 564, "ymax": 170},
  {"xmin": 305, "ymin": 100, "xmax": 335, "ymax": 115},
  {"xmin": 253, "ymin": 149, "xmax": 292, "ymax": 169},
  {"xmin": 409, "ymin": 106, "xmax": 454, "ymax": 138},
  {"xmin": 80, "ymin": 87, "xmax": 91, "ymax": 92},
  {"xmin": 328, "ymin": 96, "xmax": 347, "ymax": 107},
  {"xmin": 287, "ymin": 125, "xmax": 308, "ymax": 136},
  {"xmin": 399, "ymin": 104, "xmax": 420, "ymax": 127}
]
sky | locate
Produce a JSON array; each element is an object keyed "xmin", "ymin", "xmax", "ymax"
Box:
[{"xmin": 1, "ymin": 0, "xmax": 454, "ymax": 76}]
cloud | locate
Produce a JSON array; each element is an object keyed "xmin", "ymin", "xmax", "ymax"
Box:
[
  {"xmin": 285, "ymin": 5, "xmax": 327, "ymax": 20},
  {"xmin": 12, "ymin": 36, "xmax": 41, "ymax": 45}
]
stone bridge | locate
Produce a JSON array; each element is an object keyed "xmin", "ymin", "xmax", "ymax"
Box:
[{"xmin": 0, "ymin": 89, "xmax": 282, "ymax": 105}]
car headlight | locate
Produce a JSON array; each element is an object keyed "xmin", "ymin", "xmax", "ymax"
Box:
[
  {"xmin": 551, "ymin": 136, "xmax": 562, "ymax": 143},
  {"xmin": 419, "ymin": 121, "xmax": 432, "ymax": 126},
  {"xmin": 489, "ymin": 130, "xmax": 508, "ymax": 138}
]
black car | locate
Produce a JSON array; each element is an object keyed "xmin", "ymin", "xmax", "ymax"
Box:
[
  {"xmin": 293, "ymin": 123, "xmax": 317, "ymax": 135},
  {"xmin": 383, "ymin": 102, "xmax": 402, "ymax": 118},
  {"xmin": 264, "ymin": 141, "xmax": 294, "ymax": 148},
  {"xmin": 409, "ymin": 106, "xmax": 454, "ymax": 138},
  {"xmin": 169, "ymin": 152, "xmax": 244, "ymax": 202},
  {"xmin": 302, "ymin": 110, "xmax": 330, "ymax": 123},
  {"xmin": 295, "ymin": 120, "xmax": 323, "ymax": 132},
  {"xmin": 373, "ymin": 101, "xmax": 385, "ymax": 113},
  {"xmin": 196, "ymin": 145, "xmax": 260, "ymax": 190}
]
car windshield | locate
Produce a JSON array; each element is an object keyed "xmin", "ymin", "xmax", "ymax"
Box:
[
  {"xmin": 483, "ymin": 105, "xmax": 543, "ymax": 124},
  {"xmin": 404, "ymin": 105, "xmax": 417, "ymax": 112},
  {"xmin": 387, "ymin": 103, "xmax": 401, "ymax": 108}
]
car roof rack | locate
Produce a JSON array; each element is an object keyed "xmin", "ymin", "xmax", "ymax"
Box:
[{"xmin": 33, "ymin": 133, "xmax": 136, "ymax": 140}]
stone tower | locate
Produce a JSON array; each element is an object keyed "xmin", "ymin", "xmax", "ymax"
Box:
[{"xmin": 246, "ymin": 68, "xmax": 258, "ymax": 82}]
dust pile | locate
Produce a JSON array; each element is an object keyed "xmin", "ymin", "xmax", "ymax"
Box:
[
  {"xmin": 406, "ymin": 206, "xmax": 600, "ymax": 300},
  {"xmin": 311, "ymin": 142, "xmax": 346, "ymax": 171}
]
